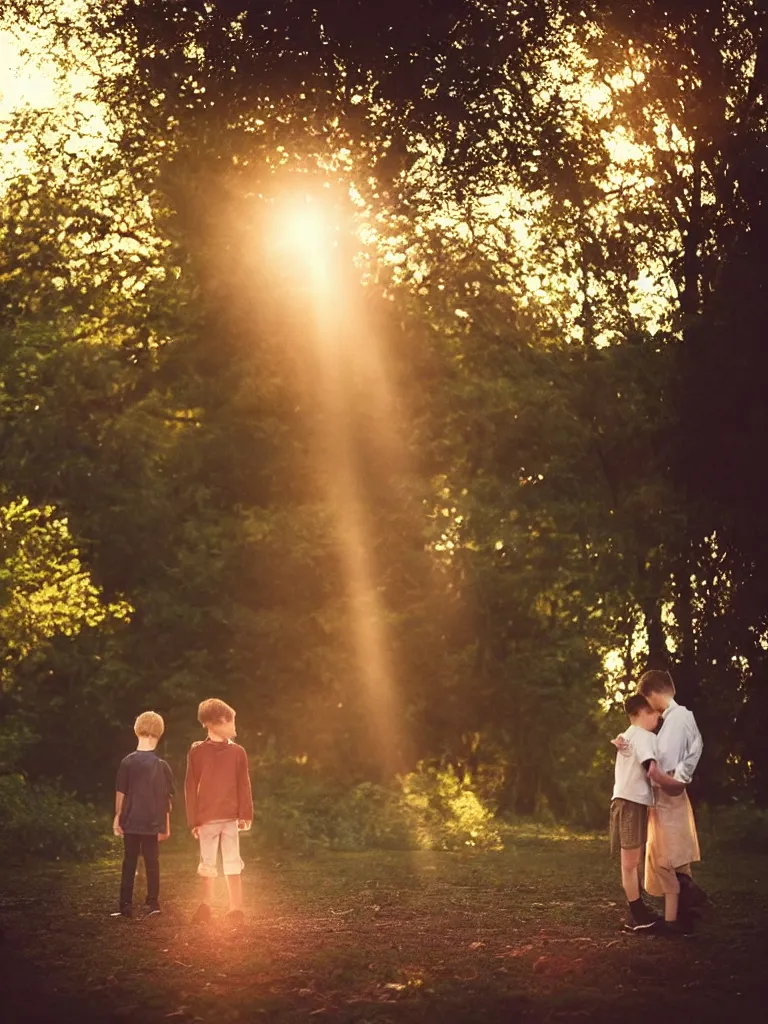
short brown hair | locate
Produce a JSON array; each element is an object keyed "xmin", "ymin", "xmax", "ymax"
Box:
[
  {"xmin": 197, "ymin": 698, "xmax": 236, "ymax": 726},
  {"xmin": 624, "ymin": 693, "xmax": 652, "ymax": 717},
  {"xmin": 134, "ymin": 711, "xmax": 165, "ymax": 739},
  {"xmin": 638, "ymin": 670, "xmax": 676, "ymax": 697}
]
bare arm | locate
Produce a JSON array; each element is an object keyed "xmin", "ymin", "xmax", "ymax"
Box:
[
  {"xmin": 160, "ymin": 763, "xmax": 174, "ymax": 840},
  {"xmin": 113, "ymin": 792, "xmax": 125, "ymax": 837},
  {"xmin": 237, "ymin": 747, "xmax": 253, "ymax": 829},
  {"xmin": 184, "ymin": 750, "xmax": 198, "ymax": 832},
  {"xmin": 648, "ymin": 761, "xmax": 686, "ymax": 796},
  {"xmin": 611, "ymin": 735, "xmax": 632, "ymax": 756}
]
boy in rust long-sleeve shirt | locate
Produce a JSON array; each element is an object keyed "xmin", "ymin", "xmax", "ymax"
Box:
[{"xmin": 185, "ymin": 698, "xmax": 253, "ymax": 925}]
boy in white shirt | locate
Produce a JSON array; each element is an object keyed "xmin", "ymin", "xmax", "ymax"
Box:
[
  {"xmin": 611, "ymin": 693, "xmax": 682, "ymax": 932},
  {"xmin": 637, "ymin": 669, "xmax": 705, "ymax": 926}
]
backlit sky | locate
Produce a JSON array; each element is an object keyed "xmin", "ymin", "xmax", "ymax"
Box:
[
  {"xmin": 0, "ymin": 11, "xmax": 672, "ymax": 340},
  {"xmin": 0, "ymin": 12, "xmax": 112, "ymax": 183}
]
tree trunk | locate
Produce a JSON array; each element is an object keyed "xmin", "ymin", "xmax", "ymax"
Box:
[
  {"xmin": 642, "ymin": 597, "xmax": 670, "ymax": 669},
  {"xmin": 674, "ymin": 550, "xmax": 698, "ymax": 696}
]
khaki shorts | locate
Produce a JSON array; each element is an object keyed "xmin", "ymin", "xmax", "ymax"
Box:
[
  {"xmin": 197, "ymin": 819, "xmax": 244, "ymax": 877},
  {"xmin": 610, "ymin": 798, "xmax": 648, "ymax": 854}
]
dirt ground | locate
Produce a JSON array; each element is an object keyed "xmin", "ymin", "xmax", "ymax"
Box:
[{"xmin": 1, "ymin": 830, "xmax": 766, "ymax": 1023}]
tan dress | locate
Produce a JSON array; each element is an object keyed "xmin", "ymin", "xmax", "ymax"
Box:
[{"xmin": 645, "ymin": 788, "xmax": 701, "ymax": 897}]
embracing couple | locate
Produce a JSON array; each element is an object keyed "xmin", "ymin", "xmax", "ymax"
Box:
[{"xmin": 610, "ymin": 669, "xmax": 706, "ymax": 936}]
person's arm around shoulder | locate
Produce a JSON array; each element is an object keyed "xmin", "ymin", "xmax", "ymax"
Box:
[
  {"xmin": 236, "ymin": 744, "xmax": 253, "ymax": 831},
  {"xmin": 611, "ymin": 736, "xmax": 633, "ymax": 756}
]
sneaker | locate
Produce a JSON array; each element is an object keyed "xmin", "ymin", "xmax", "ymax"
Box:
[
  {"xmin": 623, "ymin": 917, "xmax": 661, "ymax": 933},
  {"xmin": 624, "ymin": 900, "xmax": 661, "ymax": 931},
  {"xmin": 145, "ymin": 905, "xmax": 161, "ymax": 919},
  {"xmin": 225, "ymin": 909, "xmax": 245, "ymax": 928},
  {"xmin": 110, "ymin": 905, "xmax": 132, "ymax": 919},
  {"xmin": 191, "ymin": 903, "xmax": 212, "ymax": 925}
]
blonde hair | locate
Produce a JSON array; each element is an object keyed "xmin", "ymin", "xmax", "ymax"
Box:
[
  {"xmin": 134, "ymin": 711, "xmax": 165, "ymax": 739},
  {"xmin": 197, "ymin": 697, "xmax": 236, "ymax": 726}
]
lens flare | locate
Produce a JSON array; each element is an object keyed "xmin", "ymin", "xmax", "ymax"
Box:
[
  {"xmin": 278, "ymin": 200, "xmax": 332, "ymax": 263},
  {"xmin": 275, "ymin": 192, "xmax": 408, "ymax": 776}
]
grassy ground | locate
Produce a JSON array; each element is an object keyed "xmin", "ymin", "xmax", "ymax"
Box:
[{"xmin": 1, "ymin": 828, "xmax": 766, "ymax": 1024}]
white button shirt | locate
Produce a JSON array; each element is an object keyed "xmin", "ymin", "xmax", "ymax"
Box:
[{"xmin": 656, "ymin": 698, "xmax": 703, "ymax": 784}]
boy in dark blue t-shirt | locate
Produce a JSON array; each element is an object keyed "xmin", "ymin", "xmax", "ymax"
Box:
[{"xmin": 113, "ymin": 711, "xmax": 175, "ymax": 918}]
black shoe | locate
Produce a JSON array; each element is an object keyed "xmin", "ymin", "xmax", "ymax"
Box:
[
  {"xmin": 225, "ymin": 909, "xmax": 245, "ymax": 928},
  {"xmin": 192, "ymin": 903, "xmax": 212, "ymax": 925},
  {"xmin": 677, "ymin": 873, "xmax": 707, "ymax": 910},
  {"xmin": 624, "ymin": 899, "xmax": 661, "ymax": 931},
  {"xmin": 623, "ymin": 917, "xmax": 661, "ymax": 933},
  {"xmin": 658, "ymin": 919, "xmax": 691, "ymax": 938},
  {"xmin": 111, "ymin": 905, "xmax": 132, "ymax": 919},
  {"xmin": 677, "ymin": 911, "xmax": 696, "ymax": 934},
  {"xmin": 145, "ymin": 904, "xmax": 161, "ymax": 919},
  {"xmin": 623, "ymin": 920, "xmax": 661, "ymax": 934}
]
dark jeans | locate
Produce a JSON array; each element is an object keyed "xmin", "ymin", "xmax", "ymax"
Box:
[{"xmin": 120, "ymin": 833, "xmax": 160, "ymax": 910}]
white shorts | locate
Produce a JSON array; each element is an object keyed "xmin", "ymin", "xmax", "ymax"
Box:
[{"xmin": 197, "ymin": 819, "xmax": 244, "ymax": 877}]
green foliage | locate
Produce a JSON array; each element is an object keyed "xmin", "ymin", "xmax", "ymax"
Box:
[
  {"xmin": 0, "ymin": 498, "xmax": 131, "ymax": 686},
  {"xmin": 0, "ymin": 719, "xmax": 37, "ymax": 774},
  {"xmin": 696, "ymin": 803, "xmax": 768, "ymax": 856},
  {"xmin": 397, "ymin": 765, "xmax": 503, "ymax": 851},
  {"xmin": 0, "ymin": 773, "xmax": 108, "ymax": 863},
  {"xmin": 2, "ymin": 0, "xmax": 768, "ymax": 815},
  {"xmin": 250, "ymin": 761, "xmax": 502, "ymax": 853}
]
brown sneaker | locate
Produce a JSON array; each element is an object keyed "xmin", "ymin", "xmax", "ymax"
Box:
[{"xmin": 225, "ymin": 909, "xmax": 245, "ymax": 928}]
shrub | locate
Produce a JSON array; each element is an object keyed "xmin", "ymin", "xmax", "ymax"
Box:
[
  {"xmin": 249, "ymin": 759, "xmax": 502, "ymax": 853},
  {"xmin": 0, "ymin": 773, "xmax": 109, "ymax": 863},
  {"xmin": 398, "ymin": 765, "xmax": 503, "ymax": 851},
  {"xmin": 696, "ymin": 801, "xmax": 768, "ymax": 854}
]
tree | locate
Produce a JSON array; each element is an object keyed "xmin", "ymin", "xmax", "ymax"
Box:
[{"xmin": 4, "ymin": 0, "xmax": 768, "ymax": 813}]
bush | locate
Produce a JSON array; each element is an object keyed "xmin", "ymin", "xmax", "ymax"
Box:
[
  {"xmin": 249, "ymin": 759, "xmax": 502, "ymax": 853},
  {"xmin": 0, "ymin": 773, "xmax": 109, "ymax": 863},
  {"xmin": 398, "ymin": 765, "xmax": 503, "ymax": 851},
  {"xmin": 696, "ymin": 801, "xmax": 768, "ymax": 854}
]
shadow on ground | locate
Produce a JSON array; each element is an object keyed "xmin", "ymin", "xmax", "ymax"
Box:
[{"xmin": 2, "ymin": 836, "xmax": 766, "ymax": 1023}]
